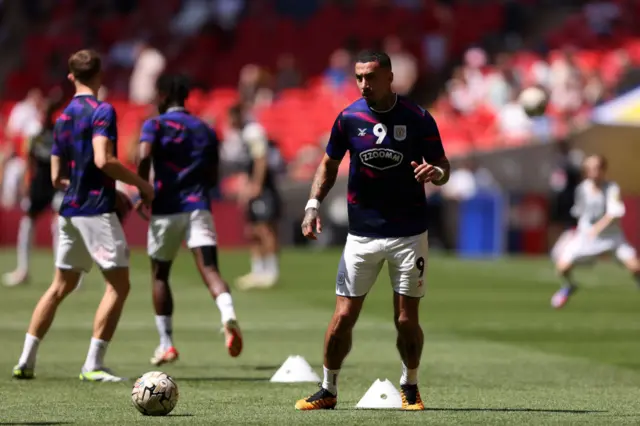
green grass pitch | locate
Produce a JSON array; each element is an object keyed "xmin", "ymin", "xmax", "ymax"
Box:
[{"xmin": 0, "ymin": 248, "xmax": 639, "ymax": 424}]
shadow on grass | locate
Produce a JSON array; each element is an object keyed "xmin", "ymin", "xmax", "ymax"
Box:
[
  {"xmin": 177, "ymin": 377, "xmax": 270, "ymax": 383},
  {"xmin": 0, "ymin": 423, "xmax": 74, "ymax": 425},
  {"xmin": 350, "ymin": 407, "xmax": 607, "ymax": 414}
]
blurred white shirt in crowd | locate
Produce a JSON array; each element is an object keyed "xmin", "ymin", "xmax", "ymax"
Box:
[{"xmin": 129, "ymin": 46, "xmax": 166, "ymax": 105}]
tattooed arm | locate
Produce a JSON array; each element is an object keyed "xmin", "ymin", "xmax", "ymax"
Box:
[{"xmin": 301, "ymin": 154, "xmax": 341, "ymax": 240}]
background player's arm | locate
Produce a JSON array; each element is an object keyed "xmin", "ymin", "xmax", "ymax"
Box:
[
  {"xmin": 590, "ymin": 183, "xmax": 626, "ymax": 237},
  {"xmin": 243, "ymin": 123, "xmax": 269, "ymax": 199}
]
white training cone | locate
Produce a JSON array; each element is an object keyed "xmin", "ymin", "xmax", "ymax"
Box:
[
  {"xmin": 270, "ymin": 355, "xmax": 321, "ymax": 383},
  {"xmin": 356, "ymin": 379, "xmax": 403, "ymax": 409}
]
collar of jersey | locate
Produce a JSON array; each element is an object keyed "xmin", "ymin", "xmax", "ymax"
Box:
[
  {"xmin": 369, "ymin": 93, "xmax": 398, "ymax": 114},
  {"xmin": 73, "ymin": 93, "xmax": 96, "ymax": 98},
  {"xmin": 167, "ymin": 107, "xmax": 186, "ymax": 113}
]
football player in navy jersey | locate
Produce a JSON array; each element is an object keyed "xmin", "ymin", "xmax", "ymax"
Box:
[
  {"xmin": 137, "ymin": 74, "xmax": 242, "ymax": 366},
  {"xmin": 12, "ymin": 49, "xmax": 155, "ymax": 382},
  {"xmin": 295, "ymin": 50, "xmax": 450, "ymax": 411}
]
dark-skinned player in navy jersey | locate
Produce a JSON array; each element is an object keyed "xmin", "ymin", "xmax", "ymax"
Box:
[
  {"xmin": 12, "ymin": 49, "xmax": 155, "ymax": 382},
  {"xmin": 137, "ymin": 74, "xmax": 242, "ymax": 367},
  {"xmin": 295, "ymin": 50, "xmax": 450, "ymax": 411}
]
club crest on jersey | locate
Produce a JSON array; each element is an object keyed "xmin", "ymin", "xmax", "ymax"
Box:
[
  {"xmin": 393, "ymin": 125, "xmax": 407, "ymax": 141},
  {"xmin": 359, "ymin": 148, "xmax": 404, "ymax": 171}
]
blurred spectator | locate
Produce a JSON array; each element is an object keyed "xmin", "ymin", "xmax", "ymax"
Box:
[
  {"xmin": 275, "ymin": 53, "xmax": 303, "ymax": 93},
  {"xmin": 129, "ymin": 42, "xmax": 166, "ymax": 105},
  {"xmin": 383, "ymin": 35, "xmax": 418, "ymax": 96},
  {"xmin": 548, "ymin": 50, "xmax": 583, "ymax": 118},
  {"xmin": 583, "ymin": 0, "xmax": 620, "ymax": 37},
  {"xmin": 484, "ymin": 54, "xmax": 517, "ymax": 112},
  {"xmin": 496, "ymin": 91, "xmax": 533, "ymax": 145},
  {"xmin": 171, "ymin": 0, "xmax": 213, "ymax": 37},
  {"xmin": 238, "ymin": 64, "xmax": 273, "ymax": 109},
  {"xmin": 447, "ymin": 67, "xmax": 477, "ymax": 115},
  {"xmin": 212, "ymin": 0, "xmax": 245, "ymax": 31},
  {"xmin": 324, "ymin": 49, "xmax": 352, "ymax": 91},
  {"xmin": 6, "ymin": 88, "xmax": 42, "ymax": 140}
]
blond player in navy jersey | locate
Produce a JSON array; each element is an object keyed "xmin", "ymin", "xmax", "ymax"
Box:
[
  {"xmin": 295, "ymin": 50, "xmax": 450, "ymax": 411},
  {"xmin": 137, "ymin": 74, "xmax": 242, "ymax": 366},
  {"xmin": 12, "ymin": 49, "xmax": 154, "ymax": 382}
]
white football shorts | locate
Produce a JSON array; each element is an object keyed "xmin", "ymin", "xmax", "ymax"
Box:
[
  {"xmin": 556, "ymin": 230, "xmax": 637, "ymax": 265},
  {"xmin": 147, "ymin": 210, "xmax": 217, "ymax": 261},
  {"xmin": 336, "ymin": 231, "xmax": 429, "ymax": 298},
  {"xmin": 56, "ymin": 212, "xmax": 129, "ymax": 272}
]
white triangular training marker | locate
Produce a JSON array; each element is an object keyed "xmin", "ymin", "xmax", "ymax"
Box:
[
  {"xmin": 270, "ymin": 355, "xmax": 321, "ymax": 383},
  {"xmin": 356, "ymin": 379, "xmax": 403, "ymax": 409}
]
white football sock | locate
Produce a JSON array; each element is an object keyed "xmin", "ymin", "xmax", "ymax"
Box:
[
  {"xmin": 322, "ymin": 366, "xmax": 339, "ymax": 395},
  {"xmin": 264, "ymin": 254, "xmax": 279, "ymax": 277},
  {"xmin": 251, "ymin": 255, "xmax": 265, "ymax": 275},
  {"xmin": 216, "ymin": 292, "xmax": 236, "ymax": 324},
  {"xmin": 16, "ymin": 216, "xmax": 33, "ymax": 272},
  {"xmin": 82, "ymin": 338, "xmax": 108, "ymax": 372},
  {"xmin": 18, "ymin": 333, "xmax": 40, "ymax": 369},
  {"xmin": 155, "ymin": 315, "xmax": 174, "ymax": 349},
  {"xmin": 400, "ymin": 362, "xmax": 418, "ymax": 385}
]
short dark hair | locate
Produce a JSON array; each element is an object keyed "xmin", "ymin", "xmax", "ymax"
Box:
[
  {"xmin": 355, "ymin": 50, "xmax": 392, "ymax": 70},
  {"xmin": 68, "ymin": 49, "xmax": 102, "ymax": 84},
  {"xmin": 156, "ymin": 73, "xmax": 191, "ymax": 106}
]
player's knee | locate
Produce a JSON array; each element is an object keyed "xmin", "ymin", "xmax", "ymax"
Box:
[
  {"xmin": 395, "ymin": 313, "xmax": 419, "ymax": 335},
  {"xmin": 556, "ymin": 259, "xmax": 572, "ymax": 274},
  {"xmin": 331, "ymin": 309, "xmax": 358, "ymax": 335},
  {"xmin": 103, "ymin": 267, "xmax": 131, "ymax": 299},
  {"xmin": 50, "ymin": 269, "xmax": 81, "ymax": 300}
]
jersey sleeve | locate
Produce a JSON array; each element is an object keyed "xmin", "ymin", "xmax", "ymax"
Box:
[
  {"xmin": 420, "ymin": 112, "xmax": 445, "ymax": 163},
  {"xmin": 92, "ymin": 103, "xmax": 117, "ymax": 141},
  {"xmin": 605, "ymin": 182, "xmax": 626, "ymax": 218},
  {"xmin": 139, "ymin": 119, "xmax": 159, "ymax": 144},
  {"xmin": 326, "ymin": 112, "xmax": 348, "ymax": 160},
  {"xmin": 243, "ymin": 123, "xmax": 268, "ymax": 159}
]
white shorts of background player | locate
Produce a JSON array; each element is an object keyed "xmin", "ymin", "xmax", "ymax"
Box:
[
  {"xmin": 336, "ymin": 230, "xmax": 428, "ymax": 298},
  {"xmin": 56, "ymin": 213, "xmax": 129, "ymax": 272},
  {"xmin": 147, "ymin": 210, "xmax": 217, "ymax": 261},
  {"xmin": 557, "ymin": 231, "xmax": 637, "ymax": 265}
]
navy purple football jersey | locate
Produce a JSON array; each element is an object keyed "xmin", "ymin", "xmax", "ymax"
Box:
[
  {"xmin": 52, "ymin": 94, "xmax": 118, "ymax": 217},
  {"xmin": 139, "ymin": 107, "xmax": 219, "ymax": 215},
  {"xmin": 326, "ymin": 95, "xmax": 446, "ymax": 238}
]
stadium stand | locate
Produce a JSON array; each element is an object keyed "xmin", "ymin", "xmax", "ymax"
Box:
[{"xmin": 2, "ymin": 0, "xmax": 640, "ymax": 183}]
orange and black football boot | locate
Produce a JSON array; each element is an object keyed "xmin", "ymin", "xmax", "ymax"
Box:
[
  {"xmin": 295, "ymin": 387, "xmax": 337, "ymax": 410},
  {"xmin": 400, "ymin": 384, "xmax": 425, "ymax": 410}
]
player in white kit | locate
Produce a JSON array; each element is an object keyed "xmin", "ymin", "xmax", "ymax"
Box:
[{"xmin": 551, "ymin": 154, "xmax": 640, "ymax": 308}]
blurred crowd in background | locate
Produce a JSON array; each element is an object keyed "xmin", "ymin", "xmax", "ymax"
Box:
[{"xmin": 1, "ymin": 0, "xmax": 640, "ymax": 211}]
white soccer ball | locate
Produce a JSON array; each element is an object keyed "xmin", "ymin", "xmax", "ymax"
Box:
[
  {"xmin": 518, "ymin": 86, "xmax": 549, "ymax": 117},
  {"xmin": 131, "ymin": 371, "xmax": 179, "ymax": 416}
]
